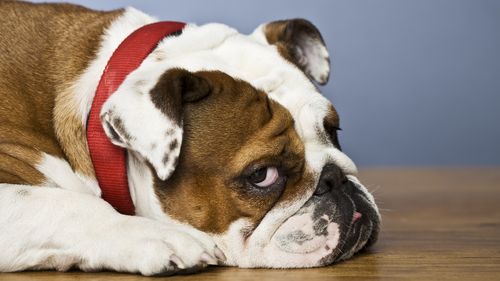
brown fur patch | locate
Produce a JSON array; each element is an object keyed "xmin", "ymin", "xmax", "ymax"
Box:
[
  {"xmin": 150, "ymin": 68, "xmax": 212, "ymax": 125},
  {"xmin": 263, "ymin": 19, "xmax": 329, "ymax": 84},
  {"xmin": 53, "ymin": 87, "xmax": 97, "ymax": 178},
  {"xmin": 152, "ymin": 70, "xmax": 313, "ymax": 234},
  {"xmin": 0, "ymin": 127, "xmax": 51, "ymax": 185},
  {"xmin": 264, "ymin": 20, "xmax": 297, "ymax": 63},
  {"xmin": 0, "ymin": 1, "xmax": 123, "ymax": 183}
]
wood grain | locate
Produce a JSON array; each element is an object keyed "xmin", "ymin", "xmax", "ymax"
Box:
[{"xmin": 1, "ymin": 168, "xmax": 499, "ymax": 280}]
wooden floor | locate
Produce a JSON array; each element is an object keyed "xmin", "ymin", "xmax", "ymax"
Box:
[{"xmin": 1, "ymin": 168, "xmax": 499, "ymax": 280}]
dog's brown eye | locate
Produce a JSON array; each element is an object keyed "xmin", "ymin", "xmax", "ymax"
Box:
[{"xmin": 248, "ymin": 167, "xmax": 280, "ymax": 188}]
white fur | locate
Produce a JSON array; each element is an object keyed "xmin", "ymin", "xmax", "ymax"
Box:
[
  {"xmin": 300, "ymin": 36, "xmax": 330, "ymax": 84},
  {"xmin": 100, "ymin": 76, "xmax": 182, "ymax": 180},
  {"xmin": 249, "ymin": 24, "xmax": 268, "ymax": 45},
  {"xmin": 0, "ymin": 184, "xmax": 218, "ymax": 275},
  {"xmin": 212, "ymin": 217, "xmax": 340, "ymax": 268},
  {"xmin": 274, "ymin": 214, "xmax": 339, "ymax": 254},
  {"xmin": 36, "ymin": 153, "xmax": 101, "ymax": 196}
]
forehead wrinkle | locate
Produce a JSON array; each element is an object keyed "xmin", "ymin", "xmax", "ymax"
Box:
[
  {"xmin": 229, "ymin": 135, "xmax": 288, "ymax": 173},
  {"xmin": 227, "ymin": 96, "xmax": 293, "ymax": 155},
  {"xmin": 240, "ymin": 89, "xmax": 273, "ymax": 129},
  {"xmin": 229, "ymin": 126, "xmax": 304, "ymax": 182},
  {"xmin": 232, "ymin": 97, "xmax": 305, "ymax": 172},
  {"xmin": 261, "ymin": 98, "xmax": 294, "ymax": 137}
]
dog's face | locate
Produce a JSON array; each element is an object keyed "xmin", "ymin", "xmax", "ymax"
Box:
[{"xmin": 101, "ymin": 19, "xmax": 379, "ymax": 268}]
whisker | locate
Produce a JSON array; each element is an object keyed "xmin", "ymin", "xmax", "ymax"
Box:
[{"xmin": 368, "ymin": 185, "xmax": 382, "ymax": 194}]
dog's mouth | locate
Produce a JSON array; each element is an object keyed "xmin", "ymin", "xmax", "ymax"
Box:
[
  {"xmin": 333, "ymin": 184, "xmax": 380, "ymax": 263},
  {"xmin": 269, "ymin": 177, "xmax": 380, "ymax": 266}
]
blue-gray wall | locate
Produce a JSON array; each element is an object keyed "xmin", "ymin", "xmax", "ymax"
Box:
[{"xmin": 32, "ymin": 0, "xmax": 500, "ymax": 166}]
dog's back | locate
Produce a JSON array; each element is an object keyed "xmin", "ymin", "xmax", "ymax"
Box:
[{"xmin": 0, "ymin": 1, "xmax": 121, "ymax": 185}]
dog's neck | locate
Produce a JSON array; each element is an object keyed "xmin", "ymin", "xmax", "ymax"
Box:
[
  {"xmin": 86, "ymin": 20, "xmax": 186, "ymax": 215},
  {"xmin": 52, "ymin": 8, "xmax": 157, "ymax": 194}
]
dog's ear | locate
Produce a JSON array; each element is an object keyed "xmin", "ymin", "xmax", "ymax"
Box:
[
  {"xmin": 100, "ymin": 68, "xmax": 211, "ymax": 181},
  {"xmin": 252, "ymin": 19, "xmax": 330, "ymax": 85}
]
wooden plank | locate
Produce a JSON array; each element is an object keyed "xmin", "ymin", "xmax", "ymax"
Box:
[{"xmin": 1, "ymin": 168, "xmax": 499, "ymax": 280}]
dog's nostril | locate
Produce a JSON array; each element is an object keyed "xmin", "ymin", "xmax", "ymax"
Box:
[
  {"xmin": 314, "ymin": 164, "xmax": 347, "ymax": 196},
  {"xmin": 342, "ymin": 177, "xmax": 348, "ymax": 184},
  {"xmin": 314, "ymin": 180, "xmax": 332, "ymax": 196}
]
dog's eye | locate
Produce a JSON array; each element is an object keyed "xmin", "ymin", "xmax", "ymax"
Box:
[
  {"xmin": 248, "ymin": 167, "xmax": 280, "ymax": 188},
  {"xmin": 323, "ymin": 120, "xmax": 342, "ymax": 150}
]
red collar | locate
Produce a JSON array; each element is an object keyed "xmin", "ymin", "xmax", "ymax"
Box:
[{"xmin": 86, "ymin": 21, "xmax": 186, "ymax": 215}]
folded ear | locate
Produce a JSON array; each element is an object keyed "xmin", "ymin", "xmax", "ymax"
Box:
[
  {"xmin": 252, "ymin": 19, "xmax": 330, "ymax": 85},
  {"xmin": 100, "ymin": 68, "xmax": 211, "ymax": 181}
]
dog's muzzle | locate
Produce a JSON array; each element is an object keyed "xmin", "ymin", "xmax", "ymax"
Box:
[{"xmin": 271, "ymin": 164, "xmax": 380, "ymax": 265}]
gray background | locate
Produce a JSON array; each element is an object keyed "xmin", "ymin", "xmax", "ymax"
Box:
[{"xmin": 32, "ymin": 0, "xmax": 500, "ymax": 166}]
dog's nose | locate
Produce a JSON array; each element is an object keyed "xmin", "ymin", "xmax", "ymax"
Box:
[{"xmin": 314, "ymin": 164, "xmax": 348, "ymax": 196}]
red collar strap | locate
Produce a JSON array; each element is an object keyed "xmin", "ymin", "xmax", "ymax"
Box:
[{"xmin": 87, "ymin": 21, "xmax": 186, "ymax": 215}]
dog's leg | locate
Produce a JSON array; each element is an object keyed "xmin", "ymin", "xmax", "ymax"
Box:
[{"xmin": 0, "ymin": 184, "xmax": 221, "ymax": 276}]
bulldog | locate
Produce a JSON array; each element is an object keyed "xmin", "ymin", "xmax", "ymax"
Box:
[{"xmin": 0, "ymin": 1, "xmax": 380, "ymax": 276}]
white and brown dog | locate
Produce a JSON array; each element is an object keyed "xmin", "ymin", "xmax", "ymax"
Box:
[{"xmin": 0, "ymin": 1, "xmax": 379, "ymax": 276}]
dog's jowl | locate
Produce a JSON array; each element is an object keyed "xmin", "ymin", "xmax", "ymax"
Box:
[{"xmin": 0, "ymin": 1, "xmax": 379, "ymax": 275}]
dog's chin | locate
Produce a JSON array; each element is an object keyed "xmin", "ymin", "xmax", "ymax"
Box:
[{"xmin": 266, "ymin": 178, "xmax": 380, "ymax": 267}]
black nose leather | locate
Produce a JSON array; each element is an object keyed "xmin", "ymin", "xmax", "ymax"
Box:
[{"xmin": 314, "ymin": 164, "xmax": 348, "ymax": 196}]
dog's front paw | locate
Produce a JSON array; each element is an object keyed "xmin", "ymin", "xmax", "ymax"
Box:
[{"xmin": 80, "ymin": 216, "xmax": 224, "ymax": 276}]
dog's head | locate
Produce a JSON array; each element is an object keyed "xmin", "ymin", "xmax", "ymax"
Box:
[{"xmin": 100, "ymin": 18, "xmax": 379, "ymax": 268}]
